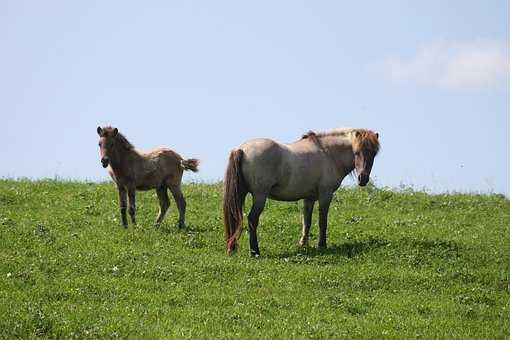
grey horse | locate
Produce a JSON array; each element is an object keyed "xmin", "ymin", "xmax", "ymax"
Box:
[{"xmin": 223, "ymin": 128, "xmax": 380, "ymax": 256}]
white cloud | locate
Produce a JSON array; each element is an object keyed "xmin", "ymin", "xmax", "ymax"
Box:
[{"xmin": 381, "ymin": 40, "xmax": 510, "ymax": 90}]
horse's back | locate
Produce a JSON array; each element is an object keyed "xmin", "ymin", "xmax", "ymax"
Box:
[
  {"xmin": 274, "ymin": 140, "xmax": 332, "ymax": 200},
  {"xmin": 240, "ymin": 138, "xmax": 281, "ymax": 162},
  {"xmin": 142, "ymin": 147, "xmax": 180, "ymax": 160},
  {"xmin": 134, "ymin": 147, "xmax": 184, "ymax": 189},
  {"xmin": 238, "ymin": 138, "xmax": 329, "ymax": 200}
]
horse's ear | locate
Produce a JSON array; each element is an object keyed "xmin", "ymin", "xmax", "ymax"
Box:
[
  {"xmin": 97, "ymin": 126, "xmax": 102, "ymax": 135},
  {"xmin": 355, "ymin": 131, "xmax": 361, "ymax": 138},
  {"xmin": 113, "ymin": 128, "xmax": 118, "ymax": 136}
]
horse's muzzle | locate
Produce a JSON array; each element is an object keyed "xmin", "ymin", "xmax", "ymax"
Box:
[
  {"xmin": 358, "ymin": 174, "xmax": 369, "ymax": 187},
  {"xmin": 101, "ymin": 158, "xmax": 109, "ymax": 168}
]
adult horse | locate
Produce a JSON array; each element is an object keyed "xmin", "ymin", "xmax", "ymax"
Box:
[
  {"xmin": 97, "ymin": 126, "xmax": 199, "ymax": 228},
  {"xmin": 223, "ymin": 128, "xmax": 380, "ymax": 256}
]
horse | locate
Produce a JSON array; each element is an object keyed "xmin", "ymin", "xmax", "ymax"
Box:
[
  {"xmin": 97, "ymin": 126, "xmax": 199, "ymax": 228},
  {"xmin": 223, "ymin": 128, "xmax": 380, "ymax": 256}
]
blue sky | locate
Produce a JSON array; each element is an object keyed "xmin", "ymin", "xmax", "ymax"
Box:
[{"xmin": 1, "ymin": 1, "xmax": 509, "ymax": 195}]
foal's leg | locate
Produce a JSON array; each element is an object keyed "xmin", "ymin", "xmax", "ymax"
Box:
[
  {"xmin": 299, "ymin": 198, "xmax": 315, "ymax": 247},
  {"xmin": 155, "ymin": 184, "xmax": 170, "ymax": 225},
  {"xmin": 248, "ymin": 194, "xmax": 267, "ymax": 257},
  {"xmin": 318, "ymin": 193, "xmax": 333, "ymax": 249},
  {"xmin": 127, "ymin": 188, "xmax": 137, "ymax": 225},
  {"xmin": 169, "ymin": 184, "xmax": 186, "ymax": 228},
  {"xmin": 118, "ymin": 186, "xmax": 128, "ymax": 227}
]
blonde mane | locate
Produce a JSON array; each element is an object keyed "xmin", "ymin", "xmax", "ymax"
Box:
[{"xmin": 302, "ymin": 128, "xmax": 380, "ymax": 154}]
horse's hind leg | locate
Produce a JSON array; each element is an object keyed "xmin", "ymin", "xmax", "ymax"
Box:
[
  {"xmin": 155, "ymin": 184, "xmax": 170, "ymax": 225},
  {"xmin": 127, "ymin": 188, "xmax": 137, "ymax": 225},
  {"xmin": 299, "ymin": 198, "xmax": 315, "ymax": 247},
  {"xmin": 168, "ymin": 184, "xmax": 186, "ymax": 228},
  {"xmin": 248, "ymin": 194, "xmax": 267, "ymax": 257}
]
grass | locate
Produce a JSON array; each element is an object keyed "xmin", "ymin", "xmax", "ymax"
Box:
[{"xmin": 0, "ymin": 179, "xmax": 509, "ymax": 338}]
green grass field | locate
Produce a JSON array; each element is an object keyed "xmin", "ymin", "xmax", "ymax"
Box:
[{"xmin": 0, "ymin": 180, "xmax": 509, "ymax": 338}]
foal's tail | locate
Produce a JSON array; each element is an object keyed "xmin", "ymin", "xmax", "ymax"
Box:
[
  {"xmin": 223, "ymin": 149, "xmax": 247, "ymax": 256},
  {"xmin": 181, "ymin": 158, "xmax": 200, "ymax": 172}
]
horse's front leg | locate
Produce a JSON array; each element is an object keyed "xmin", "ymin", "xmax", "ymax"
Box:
[
  {"xmin": 318, "ymin": 193, "xmax": 333, "ymax": 249},
  {"xmin": 248, "ymin": 194, "xmax": 267, "ymax": 257},
  {"xmin": 118, "ymin": 186, "xmax": 128, "ymax": 227},
  {"xmin": 127, "ymin": 188, "xmax": 137, "ymax": 225},
  {"xmin": 299, "ymin": 198, "xmax": 315, "ymax": 247}
]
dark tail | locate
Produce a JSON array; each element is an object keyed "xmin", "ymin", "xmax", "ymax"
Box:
[
  {"xmin": 181, "ymin": 158, "xmax": 199, "ymax": 172},
  {"xmin": 223, "ymin": 149, "xmax": 247, "ymax": 256}
]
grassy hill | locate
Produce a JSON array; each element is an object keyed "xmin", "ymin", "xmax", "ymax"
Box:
[{"xmin": 0, "ymin": 180, "xmax": 509, "ymax": 338}]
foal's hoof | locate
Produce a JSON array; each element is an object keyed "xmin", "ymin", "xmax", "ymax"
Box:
[
  {"xmin": 298, "ymin": 238, "xmax": 309, "ymax": 247},
  {"xmin": 178, "ymin": 221, "xmax": 186, "ymax": 229},
  {"xmin": 250, "ymin": 250, "xmax": 260, "ymax": 258}
]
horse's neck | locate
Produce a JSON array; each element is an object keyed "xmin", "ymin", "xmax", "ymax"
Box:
[
  {"xmin": 321, "ymin": 137, "xmax": 355, "ymax": 176},
  {"xmin": 109, "ymin": 147, "xmax": 139, "ymax": 175}
]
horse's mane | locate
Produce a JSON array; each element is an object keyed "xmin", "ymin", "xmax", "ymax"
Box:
[
  {"xmin": 351, "ymin": 129, "xmax": 380, "ymax": 155},
  {"xmin": 100, "ymin": 126, "xmax": 135, "ymax": 150},
  {"xmin": 302, "ymin": 128, "xmax": 380, "ymax": 154}
]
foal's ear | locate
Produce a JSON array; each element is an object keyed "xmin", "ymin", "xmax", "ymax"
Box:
[
  {"xmin": 97, "ymin": 126, "xmax": 102, "ymax": 135},
  {"xmin": 113, "ymin": 128, "xmax": 118, "ymax": 136},
  {"xmin": 355, "ymin": 131, "xmax": 361, "ymax": 138},
  {"xmin": 376, "ymin": 132, "xmax": 379, "ymax": 139}
]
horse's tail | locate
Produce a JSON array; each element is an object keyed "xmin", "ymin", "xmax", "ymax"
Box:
[
  {"xmin": 181, "ymin": 158, "xmax": 200, "ymax": 172},
  {"xmin": 223, "ymin": 149, "xmax": 247, "ymax": 256}
]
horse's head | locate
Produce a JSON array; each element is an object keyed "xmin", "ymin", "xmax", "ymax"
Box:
[
  {"xmin": 97, "ymin": 126, "xmax": 118, "ymax": 168},
  {"xmin": 352, "ymin": 130, "xmax": 380, "ymax": 187}
]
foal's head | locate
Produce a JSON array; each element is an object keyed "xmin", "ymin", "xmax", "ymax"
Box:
[
  {"xmin": 97, "ymin": 126, "xmax": 119, "ymax": 168},
  {"xmin": 352, "ymin": 130, "xmax": 380, "ymax": 186},
  {"xmin": 97, "ymin": 126, "xmax": 133, "ymax": 168}
]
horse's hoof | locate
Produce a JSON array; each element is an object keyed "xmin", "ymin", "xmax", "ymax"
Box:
[
  {"xmin": 250, "ymin": 250, "xmax": 260, "ymax": 258},
  {"xmin": 298, "ymin": 238, "xmax": 308, "ymax": 247}
]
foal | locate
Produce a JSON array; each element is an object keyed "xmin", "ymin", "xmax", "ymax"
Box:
[{"xmin": 97, "ymin": 126, "xmax": 199, "ymax": 227}]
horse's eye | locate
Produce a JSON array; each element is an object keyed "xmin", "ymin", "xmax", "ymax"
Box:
[{"xmin": 98, "ymin": 142, "xmax": 102, "ymax": 147}]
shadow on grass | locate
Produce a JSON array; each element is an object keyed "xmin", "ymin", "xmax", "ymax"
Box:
[
  {"xmin": 270, "ymin": 237, "xmax": 462, "ymax": 267},
  {"xmin": 157, "ymin": 222, "xmax": 209, "ymax": 235},
  {"xmin": 274, "ymin": 237, "xmax": 389, "ymax": 259},
  {"xmin": 409, "ymin": 238, "xmax": 459, "ymax": 253},
  {"xmin": 155, "ymin": 222, "xmax": 181, "ymax": 234}
]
